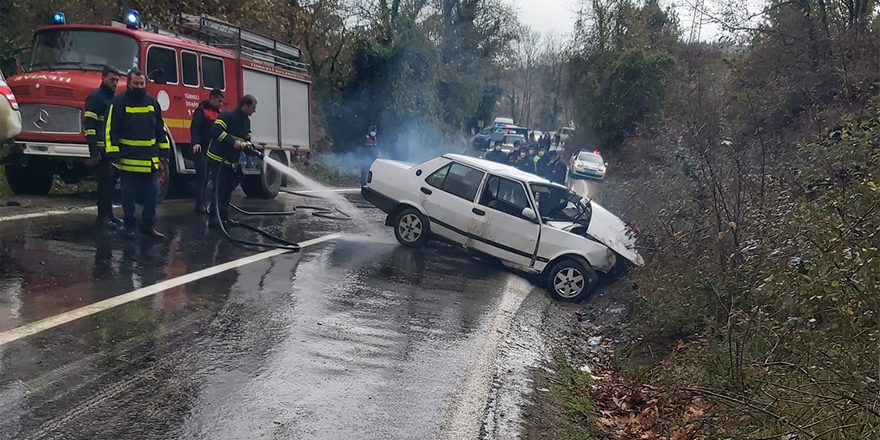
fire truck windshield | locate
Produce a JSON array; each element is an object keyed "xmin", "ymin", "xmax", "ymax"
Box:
[{"xmin": 28, "ymin": 30, "xmax": 139, "ymax": 73}]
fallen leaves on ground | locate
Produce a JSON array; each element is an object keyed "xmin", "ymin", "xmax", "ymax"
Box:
[{"xmin": 585, "ymin": 345, "xmax": 712, "ymax": 439}]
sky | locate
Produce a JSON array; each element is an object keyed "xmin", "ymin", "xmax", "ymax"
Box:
[
  {"xmin": 507, "ymin": 0, "xmax": 580, "ymax": 39},
  {"xmin": 507, "ymin": 0, "xmax": 763, "ymax": 43}
]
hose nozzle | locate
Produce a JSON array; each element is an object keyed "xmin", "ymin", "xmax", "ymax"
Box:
[{"xmin": 242, "ymin": 142, "xmax": 264, "ymax": 158}]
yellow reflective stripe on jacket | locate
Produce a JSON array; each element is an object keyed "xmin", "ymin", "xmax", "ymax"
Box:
[
  {"xmin": 125, "ymin": 105, "xmax": 155, "ymax": 114},
  {"xmin": 119, "ymin": 157, "xmax": 158, "ymax": 173},
  {"xmin": 118, "ymin": 164, "xmax": 153, "ymax": 173},
  {"xmin": 158, "ymin": 141, "xmax": 170, "ymax": 149},
  {"xmin": 217, "ymin": 132, "xmax": 227, "ymax": 141},
  {"xmin": 105, "ymin": 105, "xmax": 116, "ymax": 153},
  {"xmin": 84, "ymin": 129, "xmax": 97, "ymax": 135},
  {"xmin": 206, "ymin": 150, "xmax": 236, "ymax": 166},
  {"xmin": 97, "ymin": 141, "xmax": 105, "ymax": 147},
  {"xmin": 84, "ymin": 111, "xmax": 99, "ymax": 120},
  {"xmin": 215, "ymin": 119, "xmax": 228, "ymax": 129},
  {"xmin": 119, "ymin": 138, "xmax": 156, "ymax": 147},
  {"xmin": 121, "ymin": 158, "xmax": 154, "ymax": 167}
]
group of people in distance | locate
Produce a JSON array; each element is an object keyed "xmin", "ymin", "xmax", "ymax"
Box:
[{"xmin": 484, "ymin": 140, "xmax": 567, "ymax": 185}]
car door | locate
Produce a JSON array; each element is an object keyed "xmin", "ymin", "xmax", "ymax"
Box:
[
  {"xmin": 421, "ymin": 161, "xmax": 486, "ymax": 246},
  {"xmin": 470, "ymin": 175, "xmax": 541, "ymax": 267}
]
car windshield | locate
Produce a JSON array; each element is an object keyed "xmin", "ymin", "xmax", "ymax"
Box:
[
  {"xmin": 530, "ymin": 183, "xmax": 592, "ymax": 225},
  {"xmin": 28, "ymin": 30, "xmax": 139, "ymax": 73},
  {"xmin": 577, "ymin": 152, "xmax": 604, "ymax": 164}
]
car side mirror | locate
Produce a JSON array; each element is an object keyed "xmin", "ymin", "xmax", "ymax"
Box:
[{"xmin": 522, "ymin": 207, "xmax": 537, "ymax": 221}]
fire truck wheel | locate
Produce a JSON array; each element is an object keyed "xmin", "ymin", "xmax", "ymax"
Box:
[
  {"xmin": 242, "ymin": 150, "xmax": 286, "ymax": 199},
  {"xmin": 5, "ymin": 156, "xmax": 53, "ymax": 196},
  {"xmin": 157, "ymin": 158, "xmax": 171, "ymax": 202}
]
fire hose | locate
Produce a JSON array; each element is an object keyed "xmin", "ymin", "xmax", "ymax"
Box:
[{"xmin": 212, "ymin": 143, "xmax": 359, "ymax": 251}]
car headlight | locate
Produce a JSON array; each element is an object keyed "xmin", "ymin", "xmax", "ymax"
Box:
[
  {"xmin": 574, "ymin": 160, "xmax": 581, "ymax": 167},
  {"xmin": 599, "ymin": 165, "xmax": 607, "ymax": 173}
]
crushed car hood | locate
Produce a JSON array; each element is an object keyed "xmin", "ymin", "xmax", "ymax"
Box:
[{"xmin": 586, "ymin": 202, "xmax": 644, "ymax": 266}]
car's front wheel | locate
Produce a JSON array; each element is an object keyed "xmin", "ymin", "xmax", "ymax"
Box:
[
  {"xmin": 547, "ymin": 258, "xmax": 598, "ymax": 302},
  {"xmin": 394, "ymin": 207, "xmax": 429, "ymax": 248}
]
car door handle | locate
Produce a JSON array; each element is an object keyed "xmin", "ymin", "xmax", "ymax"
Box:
[
  {"xmin": 472, "ymin": 208, "xmax": 485, "ymax": 216},
  {"xmin": 420, "ymin": 187, "xmax": 432, "ymax": 195}
]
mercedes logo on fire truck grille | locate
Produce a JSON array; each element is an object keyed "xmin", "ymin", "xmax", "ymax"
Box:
[{"xmin": 33, "ymin": 108, "xmax": 49, "ymax": 130}]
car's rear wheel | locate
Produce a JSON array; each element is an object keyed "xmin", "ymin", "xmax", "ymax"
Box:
[
  {"xmin": 547, "ymin": 258, "xmax": 598, "ymax": 302},
  {"xmin": 394, "ymin": 207, "xmax": 429, "ymax": 247}
]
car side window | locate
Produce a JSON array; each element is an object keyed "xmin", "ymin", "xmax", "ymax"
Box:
[
  {"xmin": 426, "ymin": 162, "xmax": 484, "ymax": 201},
  {"xmin": 480, "ymin": 176, "xmax": 531, "ymax": 218},
  {"xmin": 425, "ymin": 164, "xmax": 451, "ymax": 189}
]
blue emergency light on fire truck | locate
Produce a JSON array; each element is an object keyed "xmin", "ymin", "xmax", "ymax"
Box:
[{"xmin": 3, "ymin": 11, "xmax": 313, "ymax": 200}]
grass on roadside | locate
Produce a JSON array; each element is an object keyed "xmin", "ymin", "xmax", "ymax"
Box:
[{"xmin": 552, "ymin": 351, "xmax": 599, "ymax": 440}]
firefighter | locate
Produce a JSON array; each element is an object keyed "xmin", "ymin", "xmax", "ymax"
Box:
[
  {"xmin": 105, "ymin": 69, "xmax": 170, "ymax": 240},
  {"xmin": 206, "ymin": 95, "xmax": 257, "ymax": 228},
  {"xmin": 84, "ymin": 65, "xmax": 121, "ymax": 229},
  {"xmin": 360, "ymin": 125, "xmax": 378, "ymax": 187},
  {"xmin": 190, "ymin": 89, "xmax": 224, "ymax": 214}
]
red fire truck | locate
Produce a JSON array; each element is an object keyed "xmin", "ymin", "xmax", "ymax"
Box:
[{"xmin": 3, "ymin": 12, "xmax": 312, "ymax": 199}]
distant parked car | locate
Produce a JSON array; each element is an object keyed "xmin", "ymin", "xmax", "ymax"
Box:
[
  {"xmin": 0, "ymin": 69, "xmax": 22, "ymax": 142},
  {"xmin": 362, "ymin": 154, "xmax": 644, "ymax": 302},
  {"xmin": 559, "ymin": 127, "xmax": 575, "ymax": 143},
  {"xmin": 571, "ymin": 150, "xmax": 607, "ymax": 181},
  {"xmin": 472, "ymin": 127, "xmax": 494, "ymax": 150}
]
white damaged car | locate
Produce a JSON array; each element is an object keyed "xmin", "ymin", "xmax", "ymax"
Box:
[{"xmin": 362, "ymin": 154, "xmax": 644, "ymax": 302}]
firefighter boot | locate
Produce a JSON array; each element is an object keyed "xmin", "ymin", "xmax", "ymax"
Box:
[
  {"xmin": 123, "ymin": 216, "xmax": 137, "ymax": 240},
  {"xmin": 95, "ymin": 215, "xmax": 117, "ymax": 230},
  {"xmin": 140, "ymin": 220, "xmax": 164, "ymax": 241}
]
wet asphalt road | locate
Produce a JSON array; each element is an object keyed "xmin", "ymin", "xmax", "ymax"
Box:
[{"xmin": 0, "ymin": 190, "xmax": 537, "ymax": 440}]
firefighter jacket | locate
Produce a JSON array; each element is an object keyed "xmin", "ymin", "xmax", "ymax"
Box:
[
  {"xmin": 207, "ymin": 108, "xmax": 251, "ymax": 168},
  {"xmin": 83, "ymin": 83, "xmax": 115, "ymax": 158},
  {"xmin": 190, "ymin": 100, "xmax": 220, "ymax": 149},
  {"xmin": 105, "ymin": 90, "xmax": 170, "ymax": 173}
]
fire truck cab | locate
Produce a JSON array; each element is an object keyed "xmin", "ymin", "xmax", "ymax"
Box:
[{"xmin": 3, "ymin": 12, "xmax": 312, "ymax": 199}]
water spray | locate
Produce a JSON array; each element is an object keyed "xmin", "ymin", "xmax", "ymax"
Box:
[{"xmin": 212, "ymin": 143, "xmax": 369, "ymax": 251}]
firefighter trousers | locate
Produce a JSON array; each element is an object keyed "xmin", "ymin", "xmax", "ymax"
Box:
[
  {"xmin": 193, "ymin": 147, "xmax": 209, "ymax": 210},
  {"xmin": 96, "ymin": 154, "xmax": 118, "ymax": 219},
  {"xmin": 120, "ymin": 171, "xmax": 159, "ymax": 231},
  {"xmin": 209, "ymin": 163, "xmax": 239, "ymax": 221}
]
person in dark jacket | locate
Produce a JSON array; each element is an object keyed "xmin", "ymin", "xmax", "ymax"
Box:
[
  {"xmin": 190, "ymin": 89, "xmax": 224, "ymax": 214},
  {"xmin": 519, "ymin": 145, "xmax": 538, "ymax": 173},
  {"xmin": 536, "ymin": 147, "xmax": 552, "ymax": 177},
  {"xmin": 105, "ymin": 69, "xmax": 170, "ymax": 240},
  {"xmin": 207, "ymin": 95, "xmax": 257, "ymax": 228},
  {"xmin": 84, "ymin": 66, "xmax": 121, "ymax": 229},
  {"xmin": 554, "ymin": 132, "xmax": 562, "ymax": 147},
  {"xmin": 485, "ymin": 140, "xmax": 507, "ymax": 163},
  {"xmin": 361, "ymin": 125, "xmax": 378, "ymax": 187},
  {"xmin": 546, "ymin": 150, "xmax": 568, "ymax": 184}
]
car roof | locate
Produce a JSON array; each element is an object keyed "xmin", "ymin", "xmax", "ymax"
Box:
[{"xmin": 443, "ymin": 154, "xmax": 568, "ymax": 188}]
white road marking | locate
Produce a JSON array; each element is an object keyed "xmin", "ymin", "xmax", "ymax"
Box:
[
  {"xmin": 439, "ymin": 278, "xmax": 533, "ymax": 439},
  {"xmin": 0, "ymin": 206, "xmax": 99, "ymax": 223},
  {"xmin": 0, "ymin": 232, "xmax": 345, "ymax": 346}
]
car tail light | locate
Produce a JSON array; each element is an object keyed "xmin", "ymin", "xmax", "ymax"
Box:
[{"xmin": 0, "ymin": 83, "xmax": 19, "ymax": 111}]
